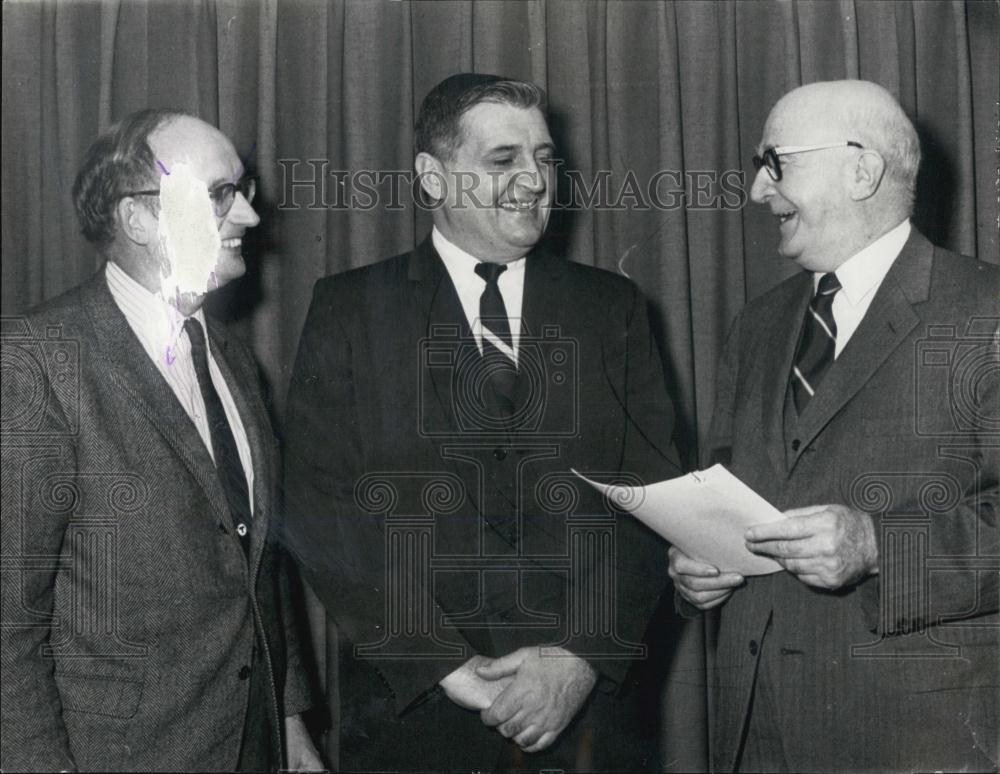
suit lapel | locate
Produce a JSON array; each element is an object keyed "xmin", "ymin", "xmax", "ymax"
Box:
[
  {"xmin": 791, "ymin": 230, "xmax": 933, "ymax": 466},
  {"xmin": 516, "ymin": 247, "xmax": 568, "ymax": 420},
  {"xmin": 409, "ymin": 237, "xmax": 475, "ymax": 437},
  {"xmin": 81, "ymin": 275, "xmax": 232, "ymax": 526},
  {"xmin": 759, "ymin": 273, "xmax": 813, "ymax": 477}
]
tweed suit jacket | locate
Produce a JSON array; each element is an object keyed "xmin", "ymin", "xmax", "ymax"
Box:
[
  {"xmin": 283, "ymin": 238, "xmax": 680, "ymax": 720},
  {"xmin": 706, "ymin": 230, "xmax": 999, "ymax": 772},
  {"xmin": 0, "ymin": 271, "xmax": 313, "ymax": 771}
]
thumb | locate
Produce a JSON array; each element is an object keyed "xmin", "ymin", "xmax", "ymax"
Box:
[{"xmin": 475, "ymin": 652, "xmax": 522, "ymax": 680}]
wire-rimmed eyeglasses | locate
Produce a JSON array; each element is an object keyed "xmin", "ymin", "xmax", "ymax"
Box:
[
  {"xmin": 119, "ymin": 175, "xmax": 257, "ymax": 218},
  {"xmin": 752, "ymin": 141, "xmax": 863, "ymax": 182}
]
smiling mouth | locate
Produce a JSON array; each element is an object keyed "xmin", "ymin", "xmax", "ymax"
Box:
[
  {"xmin": 499, "ymin": 199, "xmax": 539, "ymax": 212},
  {"xmin": 775, "ymin": 210, "xmax": 796, "ymax": 225},
  {"xmin": 221, "ymin": 237, "xmax": 242, "ymax": 249}
]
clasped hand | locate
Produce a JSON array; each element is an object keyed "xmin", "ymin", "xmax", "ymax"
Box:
[{"xmin": 439, "ymin": 646, "xmax": 597, "ymax": 753}]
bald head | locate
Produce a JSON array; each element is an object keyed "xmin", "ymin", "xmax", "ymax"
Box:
[{"xmin": 766, "ymin": 80, "xmax": 920, "ymax": 212}]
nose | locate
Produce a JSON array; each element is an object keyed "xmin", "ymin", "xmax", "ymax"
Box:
[
  {"xmin": 226, "ymin": 191, "xmax": 260, "ymax": 228},
  {"xmin": 749, "ymin": 166, "xmax": 774, "ymax": 204},
  {"xmin": 514, "ymin": 159, "xmax": 547, "ymax": 196}
]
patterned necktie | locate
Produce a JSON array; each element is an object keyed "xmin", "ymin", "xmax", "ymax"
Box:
[
  {"xmin": 474, "ymin": 262, "xmax": 517, "ymax": 414},
  {"xmin": 183, "ymin": 318, "xmax": 252, "ymax": 554},
  {"xmin": 791, "ymin": 272, "xmax": 842, "ymax": 413}
]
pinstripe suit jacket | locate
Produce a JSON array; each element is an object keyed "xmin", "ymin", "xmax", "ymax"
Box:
[
  {"xmin": 706, "ymin": 230, "xmax": 999, "ymax": 772},
  {"xmin": 0, "ymin": 271, "xmax": 313, "ymax": 771}
]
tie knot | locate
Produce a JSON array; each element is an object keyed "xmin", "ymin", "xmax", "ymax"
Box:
[
  {"xmin": 183, "ymin": 317, "xmax": 207, "ymax": 351},
  {"xmin": 817, "ymin": 272, "xmax": 841, "ymax": 297},
  {"xmin": 475, "ymin": 262, "xmax": 507, "ymax": 285}
]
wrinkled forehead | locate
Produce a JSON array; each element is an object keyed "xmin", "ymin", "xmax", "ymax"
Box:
[
  {"xmin": 457, "ymin": 103, "xmax": 553, "ymax": 153},
  {"xmin": 148, "ymin": 117, "xmax": 243, "ymax": 186},
  {"xmin": 759, "ymin": 92, "xmax": 851, "ymax": 150}
]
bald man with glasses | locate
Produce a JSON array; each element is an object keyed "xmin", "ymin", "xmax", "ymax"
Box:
[
  {"xmin": 669, "ymin": 80, "xmax": 999, "ymax": 773},
  {"xmin": 1, "ymin": 109, "xmax": 322, "ymax": 772}
]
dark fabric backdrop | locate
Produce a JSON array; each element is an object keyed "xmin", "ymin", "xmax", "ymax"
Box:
[{"xmin": 3, "ymin": 1, "xmax": 997, "ymax": 770}]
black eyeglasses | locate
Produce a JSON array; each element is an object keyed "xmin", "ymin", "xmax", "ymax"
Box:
[
  {"xmin": 752, "ymin": 141, "xmax": 863, "ymax": 182},
  {"xmin": 120, "ymin": 175, "xmax": 257, "ymax": 217}
]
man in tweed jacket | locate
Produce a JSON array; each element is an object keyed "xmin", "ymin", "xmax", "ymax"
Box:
[{"xmin": 1, "ymin": 110, "xmax": 322, "ymax": 771}]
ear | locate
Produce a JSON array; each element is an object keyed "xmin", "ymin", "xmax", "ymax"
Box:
[
  {"xmin": 414, "ymin": 152, "xmax": 446, "ymax": 202},
  {"xmin": 115, "ymin": 197, "xmax": 153, "ymax": 246},
  {"xmin": 849, "ymin": 149, "xmax": 886, "ymax": 202}
]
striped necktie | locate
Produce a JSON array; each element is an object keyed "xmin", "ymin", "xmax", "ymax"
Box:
[
  {"xmin": 791, "ymin": 272, "xmax": 841, "ymax": 413},
  {"xmin": 474, "ymin": 262, "xmax": 517, "ymax": 415}
]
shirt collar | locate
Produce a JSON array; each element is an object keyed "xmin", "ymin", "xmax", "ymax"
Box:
[
  {"xmin": 105, "ymin": 260, "xmax": 208, "ymax": 358},
  {"xmin": 432, "ymin": 226, "xmax": 527, "ymax": 279},
  {"xmin": 815, "ymin": 219, "xmax": 911, "ymax": 306}
]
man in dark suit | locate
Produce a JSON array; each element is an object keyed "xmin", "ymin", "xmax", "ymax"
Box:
[
  {"xmin": 1, "ymin": 109, "xmax": 322, "ymax": 771},
  {"xmin": 284, "ymin": 74, "xmax": 680, "ymax": 772},
  {"xmin": 669, "ymin": 80, "xmax": 999, "ymax": 772}
]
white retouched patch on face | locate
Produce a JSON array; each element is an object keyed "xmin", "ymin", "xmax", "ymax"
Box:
[{"xmin": 156, "ymin": 162, "xmax": 221, "ymax": 296}]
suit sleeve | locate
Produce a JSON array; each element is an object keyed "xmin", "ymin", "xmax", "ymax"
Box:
[
  {"xmin": 282, "ymin": 281, "xmax": 473, "ymax": 714},
  {"xmin": 858, "ymin": 349, "xmax": 1000, "ymax": 634},
  {"xmin": 0, "ymin": 383, "xmax": 78, "ymax": 771}
]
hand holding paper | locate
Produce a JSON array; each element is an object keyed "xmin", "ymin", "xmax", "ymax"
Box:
[{"xmin": 572, "ymin": 464, "xmax": 785, "ymax": 576}]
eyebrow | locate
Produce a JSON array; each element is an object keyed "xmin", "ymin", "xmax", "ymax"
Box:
[{"xmin": 485, "ymin": 141, "xmax": 557, "ymax": 154}]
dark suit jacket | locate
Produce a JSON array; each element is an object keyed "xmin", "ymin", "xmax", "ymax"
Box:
[
  {"xmin": 283, "ymin": 239, "xmax": 679, "ymax": 729},
  {"xmin": 0, "ymin": 271, "xmax": 313, "ymax": 772},
  {"xmin": 706, "ymin": 230, "xmax": 999, "ymax": 772}
]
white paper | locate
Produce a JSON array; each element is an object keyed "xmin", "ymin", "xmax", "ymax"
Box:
[{"xmin": 572, "ymin": 464, "xmax": 784, "ymax": 576}]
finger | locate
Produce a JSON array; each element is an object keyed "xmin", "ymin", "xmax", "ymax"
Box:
[
  {"xmin": 669, "ymin": 550, "xmax": 722, "ymax": 577},
  {"xmin": 476, "ymin": 650, "xmax": 527, "ymax": 680},
  {"xmin": 678, "ymin": 572, "xmax": 743, "ymax": 592},
  {"xmin": 481, "ymin": 684, "xmax": 524, "ymax": 727},
  {"xmin": 746, "ymin": 513, "xmax": 823, "ymax": 542},
  {"xmin": 523, "ymin": 730, "xmax": 558, "ymax": 754},
  {"xmin": 746, "ymin": 537, "xmax": 821, "ymax": 559},
  {"xmin": 781, "ymin": 504, "xmax": 831, "ymax": 518},
  {"xmin": 512, "ymin": 722, "xmax": 540, "ymax": 747},
  {"xmin": 497, "ymin": 708, "xmax": 531, "ymax": 739}
]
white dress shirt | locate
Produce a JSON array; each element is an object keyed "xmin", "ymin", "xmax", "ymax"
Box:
[
  {"xmin": 105, "ymin": 260, "xmax": 255, "ymax": 513},
  {"xmin": 819, "ymin": 219, "xmax": 911, "ymax": 358},
  {"xmin": 433, "ymin": 227, "xmax": 526, "ymax": 362}
]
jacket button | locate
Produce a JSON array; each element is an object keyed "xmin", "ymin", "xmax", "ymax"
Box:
[
  {"xmin": 236, "ymin": 523, "xmax": 248, "ymax": 537},
  {"xmin": 791, "ymin": 439, "xmax": 801, "ymax": 452},
  {"xmin": 238, "ymin": 665, "xmax": 251, "ymax": 680},
  {"xmin": 749, "ymin": 639, "xmax": 759, "ymax": 656},
  {"xmin": 493, "ymin": 447, "xmax": 508, "ymax": 461}
]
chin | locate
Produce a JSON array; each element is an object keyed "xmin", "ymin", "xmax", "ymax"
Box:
[{"xmin": 213, "ymin": 255, "xmax": 247, "ymax": 288}]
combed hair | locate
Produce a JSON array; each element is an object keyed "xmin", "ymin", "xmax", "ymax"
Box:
[
  {"xmin": 415, "ymin": 73, "xmax": 546, "ymax": 160},
  {"xmin": 72, "ymin": 108, "xmax": 190, "ymax": 247}
]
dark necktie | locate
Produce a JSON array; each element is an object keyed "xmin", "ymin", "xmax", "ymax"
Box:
[
  {"xmin": 791, "ymin": 272, "xmax": 842, "ymax": 413},
  {"xmin": 474, "ymin": 262, "xmax": 517, "ymax": 415},
  {"xmin": 183, "ymin": 318, "xmax": 252, "ymax": 554}
]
